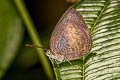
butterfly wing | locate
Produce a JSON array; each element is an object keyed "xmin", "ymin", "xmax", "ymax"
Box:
[{"xmin": 50, "ymin": 8, "xmax": 92, "ymax": 60}]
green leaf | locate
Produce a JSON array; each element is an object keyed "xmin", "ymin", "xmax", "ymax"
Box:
[
  {"xmin": 54, "ymin": 0, "xmax": 120, "ymax": 80},
  {"xmin": 0, "ymin": 0, "xmax": 24, "ymax": 79}
]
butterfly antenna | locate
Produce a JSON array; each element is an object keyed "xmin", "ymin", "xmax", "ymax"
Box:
[{"xmin": 25, "ymin": 44, "xmax": 48, "ymax": 51}]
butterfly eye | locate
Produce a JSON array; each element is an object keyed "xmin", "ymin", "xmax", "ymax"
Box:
[{"xmin": 47, "ymin": 50, "xmax": 51, "ymax": 55}]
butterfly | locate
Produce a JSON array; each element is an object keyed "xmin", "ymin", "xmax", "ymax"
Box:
[{"xmin": 26, "ymin": 8, "xmax": 92, "ymax": 66}]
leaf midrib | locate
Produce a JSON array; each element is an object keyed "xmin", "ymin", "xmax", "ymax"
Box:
[{"xmin": 91, "ymin": 0, "xmax": 110, "ymax": 34}]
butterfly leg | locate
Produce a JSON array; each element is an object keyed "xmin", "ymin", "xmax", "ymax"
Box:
[
  {"xmin": 48, "ymin": 57, "xmax": 55, "ymax": 67},
  {"xmin": 55, "ymin": 60, "xmax": 60, "ymax": 67},
  {"xmin": 62, "ymin": 53, "xmax": 72, "ymax": 65},
  {"xmin": 65, "ymin": 57, "xmax": 72, "ymax": 65},
  {"xmin": 49, "ymin": 57, "xmax": 60, "ymax": 67}
]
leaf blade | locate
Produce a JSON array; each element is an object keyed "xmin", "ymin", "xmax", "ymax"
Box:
[
  {"xmin": 0, "ymin": 0, "xmax": 24, "ymax": 79},
  {"xmin": 54, "ymin": 0, "xmax": 120, "ymax": 80}
]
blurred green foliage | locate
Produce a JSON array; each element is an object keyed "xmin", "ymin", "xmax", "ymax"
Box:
[{"xmin": 0, "ymin": 0, "xmax": 24, "ymax": 79}]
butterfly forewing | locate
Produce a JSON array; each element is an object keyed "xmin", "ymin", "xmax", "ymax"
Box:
[{"xmin": 50, "ymin": 8, "xmax": 92, "ymax": 60}]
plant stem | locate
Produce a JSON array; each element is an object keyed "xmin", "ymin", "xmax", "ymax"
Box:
[{"xmin": 14, "ymin": 0, "xmax": 54, "ymax": 79}]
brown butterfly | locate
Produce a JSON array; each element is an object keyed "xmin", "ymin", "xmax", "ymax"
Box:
[{"xmin": 26, "ymin": 8, "xmax": 92, "ymax": 65}]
